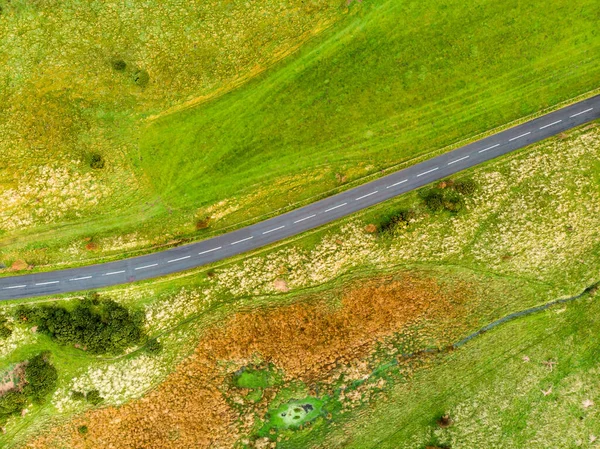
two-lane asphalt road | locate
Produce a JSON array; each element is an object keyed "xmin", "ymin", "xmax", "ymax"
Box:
[{"xmin": 2, "ymin": 95, "xmax": 599, "ymax": 301}]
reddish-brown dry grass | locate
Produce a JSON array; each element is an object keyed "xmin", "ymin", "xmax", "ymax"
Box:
[{"xmin": 27, "ymin": 272, "xmax": 474, "ymax": 449}]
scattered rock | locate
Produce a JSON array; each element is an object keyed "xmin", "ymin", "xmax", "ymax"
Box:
[{"xmin": 583, "ymin": 399, "xmax": 594, "ymax": 408}]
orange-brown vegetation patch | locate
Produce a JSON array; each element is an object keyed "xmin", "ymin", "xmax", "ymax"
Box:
[
  {"xmin": 10, "ymin": 260, "xmax": 28, "ymax": 271},
  {"xmin": 27, "ymin": 273, "xmax": 475, "ymax": 449},
  {"xmin": 364, "ymin": 224, "xmax": 377, "ymax": 233},
  {"xmin": 84, "ymin": 242, "xmax": 98, "ymax": 251}
]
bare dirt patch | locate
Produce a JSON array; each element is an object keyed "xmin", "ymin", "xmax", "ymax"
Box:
[{"xmin": 26, "ymin": 272, "xmax": 476, "ymax": 449}]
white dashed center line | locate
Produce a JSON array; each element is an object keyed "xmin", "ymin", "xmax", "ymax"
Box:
[
  {"xmin": 167, "ymin": 255, "xmax": 191, "ymax": 263},
  {"xmin": 263, "ymin": 226, "xmax": 285, "ymax": 235},
  {"xmin": 104, "ymin": 270, "xmax": 125, "ymax": 276},
  {"xmin": 355, "ymin": 191, "xmax": 378, "ymax": 201},
  {"xmin": 539, "ymin": 120, "xmax": 562, "ymax": 129},
  {"xmin": 36, "ymin": 281, "xmax": 59, "ymax": 286},
  {"xmin": 386, "ymin": 179, "xmax": 408, "ymax": 189},
  {"xmin": 199, "ymin": 246, "xmax": 222, "ymax": 255},
  {"xmin": 231, "ymin": 237, "xmax": 253, "ymax": 245},
  {"xmin": 509, "ymin": 132, "xmax": 531, "ymax": 142},
  {"xmin": 135, "ymin": 263, "xmax": 158, "ymax": 271},
  {"xmin": 4, "ymin": 285, "xmax": 26, "ymax": 289},
  {"xmin": 448, "ymin": 155, "xmax": 470, "ymax": 165},
  {"xmin": 70, "ymin": 276, "xmax": 92, "ymax": 281},
  {"xmin": 570, "ymin": 107, "xmax": 593, "ymax": 118},
  {"xmin": 479, "ymin": 143, "xmax": 500, "ymax": 153},
  {"xmin": 325, "ymin": 203, "xmax": 347, "ymax": 213},
  {"xmin": 294, "ymin": 214, "xmax": 316, "ymax": 224},
  {"xmin": 416, "ymin": 167, "xmax": 439, "ymax": 177}
]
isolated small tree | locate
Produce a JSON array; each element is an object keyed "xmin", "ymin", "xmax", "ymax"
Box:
[
  {"xmin": 71, "ymin": 391, "xmax": 86, "ymax": 401},
  {"xmin": 111, "ymin": 59, "xmax": 127, "ymax": 71},
  {"xmin": 86, "ymin": 389, "xmax": 104, "ymax": 405},
  {"xmin": 88, "ymin": 153, "xmax": 105, "ymax": 169}
]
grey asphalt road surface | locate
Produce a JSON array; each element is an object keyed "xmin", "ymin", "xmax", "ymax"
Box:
[{"xmin": 1, "ymin": 95, "xmax": 599, "ymax": 301}]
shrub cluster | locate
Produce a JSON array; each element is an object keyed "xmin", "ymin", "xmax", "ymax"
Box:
[
  {"xmin": 16, "ymin": 297, "xmax": 145, "ymax": 354},
  {"xmin": 72, "ymin": 389, "xmax": 104, "ymax": 405},
  {"xmin": 87, "ymin": 152, "xmax": 105, "ymax": 169},
  {"xmin": 0, "ymin": 352, "xmax": 58, "ymax": 424},
  {"xmin": 422, "ymin": 189, "xmax": 463, "ymax": 212},
  {"xmin": 23, "ymin": 352, "xmax": 59, "ymax": 404},
  {"xmin": 0, "ymin": 316, "xmax": 12, "ymax": 339},
  {"xmin": 421, "ymin": 178, "xmax": 477, "ymax": 213},
  {"xmin": 378, "ymin": 209, "xmax": 416, "ymax": 233},
  {"xmin": 453, "ymin": 178, "xmax": 477, "ymax": 196}
]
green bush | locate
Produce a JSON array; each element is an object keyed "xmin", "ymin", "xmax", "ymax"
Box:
[
  {"xmin": 145, "ymin": 337, "xmax": 162, "ymax": 355},
  {"xmin": 0, "ymin": 352, "xmax": 58, "ymax": 423},
  {"xmin": 453, "ymin": 179, "xmax": 477, "ymax": 196},
  {"xmin": 442, "ymin": 191, "xmax": 464, "ymax": 212},
  {"xmin": 16, "ymin": 298, "xmax": 145, "ymax": 354},
  {"xmin": 111, "ymin": 59, "xmax": 126, "ymax": 71},
  {"xmin": 71, "ymin": 391, "xmax": 86, "ymax": 401},
  {"xmin": 87, "ymin": 152, "xmax": 105, "ymax": 169},
  {"xmin": 23, "ymin": 352, "xmax": 58, "ymax": 404},
  {"xmin": 379, "ymin": 208, "xmax": 416, "ymax": 233},
  {"xmin": 133, "ymin": 68, "xmax": 150, "ymax": 87},
  {"xmin": 86, "ymin": 389, "xmax": 104, "ymax": 405},
  {"xmin": 423, "ymin": 189, "xmax": 445, "ymax": 212},
  {"xmin": 78, "ymin": 425, "xmax": 89, "ymax": 435},
  {"xmin": 0, "ymin": 316, "xmax": 12, "ymax": 339},
  {"xmin": 0, "ymin": 391, "xmax": 26, "ymax": 424}
]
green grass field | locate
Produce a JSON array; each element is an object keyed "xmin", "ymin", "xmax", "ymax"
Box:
[{"xmin": 1, "ymin": 0, "xmax": 600, "ymax": 270}]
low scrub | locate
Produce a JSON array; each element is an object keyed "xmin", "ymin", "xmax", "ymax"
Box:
[
  {"xmin": 378, "ymin": 209, "xmax": 416, "ymax": 234},
  {"xmin": 420, "ymin": 178, "xmax": 477, "ymax": 213}
]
